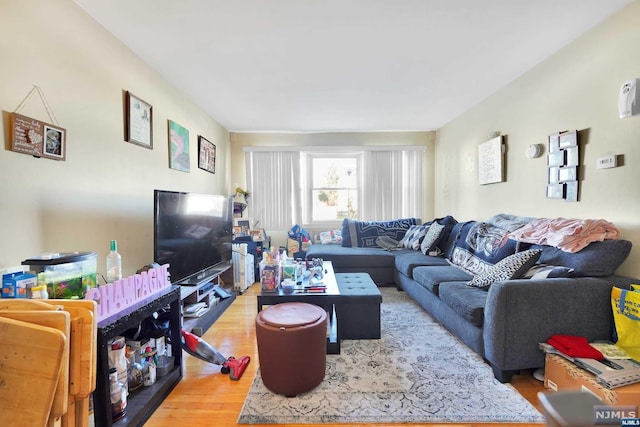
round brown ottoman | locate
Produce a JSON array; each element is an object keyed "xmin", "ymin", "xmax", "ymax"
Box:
[{"xmin": 255, "ymin": 302, "xmax": 327, "ymax": 396}]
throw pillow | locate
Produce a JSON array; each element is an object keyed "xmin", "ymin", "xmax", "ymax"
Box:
[
  {"xmin": 467, "ymin": 249, "xmax": 542, "ymax": 289},
  {"xmin": 398, "ymin": 224, "xmax": 419, "ymax": 248},
  {"xmin": 319, "ymin": 229, "xmax": 342, "ymax": 245},
  {"xmin": 522, "ymin": 264, "xmax": 574, "ymax": 279},
  {"xmin": 406, "ymin": 224, "xmax": 430, "ymax": 250},
  {"xmin": 420, "ymin": 222, "xmax": 444, "ymax": 254}
]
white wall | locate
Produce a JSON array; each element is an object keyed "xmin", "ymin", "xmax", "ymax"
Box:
[
  {"xmin": 230, "ymin": 131, "xmax": 435, "ymax": 247},
  {"xmin": 435, "ymin": 0, "xmax": 640, "ymax": 278},
  {"xmin": 0, "ymin": 0, "xmax": 230, "ymax": 278}
]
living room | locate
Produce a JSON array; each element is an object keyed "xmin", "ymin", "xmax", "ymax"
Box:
[
  {"xmin": 1, "ymin": 1, "xmax": 640, "ymax": 425},
  {"xmin": 1, "ymin": 1, "xmax": 638, "ymax": 282}
]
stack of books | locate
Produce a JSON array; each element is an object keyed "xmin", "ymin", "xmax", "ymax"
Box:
[{"xmin": 183, "ymin": 302, "xmax": 209, "ymax": 318}]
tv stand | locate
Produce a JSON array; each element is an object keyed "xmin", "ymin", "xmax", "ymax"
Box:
[{"xmin": 180, "ymin": 264, "xmax": 235, "ymax": 336}]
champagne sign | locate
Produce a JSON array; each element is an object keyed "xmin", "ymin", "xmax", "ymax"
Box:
[
  {"xmin": 85, "ymin": 263, "xmax": 171, "ymax": 322},
  {"xmin": 10, "ymin": 112, "xmax": 66, "ymax": 161}
]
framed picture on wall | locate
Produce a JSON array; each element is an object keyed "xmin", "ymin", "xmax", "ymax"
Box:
[
  {"xmin": 43, "ymin": 124, "xmax": 66, "ymax": 160},
  {"xmin": 478, "ymin": 135, "xmax": 504, "ymax": 185},
  {"xmin": 168, "ymin": 120, "xmax": 190, "ymax": 172},
  {"xmin": 197, "ymin": 135, "xmax": 216, "ymax": 174},
  {"xmin": 125, "ymin": 91, "xmax": 153, "ymax": 149}
]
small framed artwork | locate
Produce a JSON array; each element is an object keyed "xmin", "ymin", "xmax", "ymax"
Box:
[
  {"xmin": 565, "ymin": 181, "xmax": 579, "ymax": 202},
  {"xmin": 558, "ymin": 166, "xmax": 577, "ymax": 183},
  {"xmin": 125, "ymin": 91, "xmax": 153, "ymax": 149},
  {"xmin": 547, "ymin": 184, "xmax": 564, "ymax": 199},
  {"xmin": 43, "ymin": 124, "xmax": 66, "ymax": 160},
  {"xmin": 197, "ymin": 136, "xmax": 216, "ymax": 174},
  {"xmin": 168, "ymin": 120, "xmax": 190, "ymax": 172},
  {"xmin": 548, "ymin": 167, "xmax": 560, "ymax": 184},
  {"xmin": 547, "ymin": 150, "xmax": 565, "ymax": 167},
  {"xmin": 9, "ymin": 112, "xmax": 66, "ymax": 161},
  {"xmin": 548, "ymin": 133, "xmax": 560, "ymax": 152},
  {"xmin": 249, "ymin": 229, "xmax": 265, "ymax": 241},
  {"xmin": 478, "ymin": 135, "xmax": 504, "ymax": 185},
  {"xmin": 565, "ymin": 146, "xmax": 579, "ymax": 166},
  {"xmin": 558, "ymin": 130, "xmax": 577, "ymax": 148}
]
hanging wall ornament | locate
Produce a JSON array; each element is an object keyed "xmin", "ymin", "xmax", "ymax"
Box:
[{"xmin": 9, "ymin": 85, "xmax": 66, "ymax": 161}]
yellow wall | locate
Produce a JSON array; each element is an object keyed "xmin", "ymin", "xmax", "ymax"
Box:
[
  {"xmin": 230, "ymin": 131, "xmax": 435, "ymax": 247},
  {"xmin": 0, "ymin": 0, "xmax": 230, "ymax": 277},
  {"xmin": 435, "ymin": 1, "xmax": 640, "ymax": 278}
]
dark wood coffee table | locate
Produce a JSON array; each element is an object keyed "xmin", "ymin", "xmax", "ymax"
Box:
[{"xmin": 257, "ymin": 261, "xmax": 342, "ymax": 354}]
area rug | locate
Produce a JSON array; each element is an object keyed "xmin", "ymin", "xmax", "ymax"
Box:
[{"xmin": 238, "ymin": 288, "xmax": 545, "ymax": 424}]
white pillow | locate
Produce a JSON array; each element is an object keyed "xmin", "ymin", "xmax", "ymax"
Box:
[
  {"xmin": 420, "ymin": 222, "xmax": 444, "ymax": 254},
  {"xmin": 467, "ymin": 250, "xmax": 542, "ymax": 289}
]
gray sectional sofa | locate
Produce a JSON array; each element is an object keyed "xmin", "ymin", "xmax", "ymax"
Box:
[{"xmin": 306, "ymin": 215, "xmax": 636, "ymax": 382}]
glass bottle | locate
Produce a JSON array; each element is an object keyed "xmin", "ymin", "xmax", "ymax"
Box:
[
  {"xmin": 106, "ymin": 240, "xmax": 122, "ymax": 283},
  {"xmin": 109, "ymin": 367, "xmax": 127, "ymax": 421}
]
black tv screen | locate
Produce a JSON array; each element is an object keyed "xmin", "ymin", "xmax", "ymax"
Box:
[{"xmin": 154, "ymin": 190, "xmax": 232, "ymax": 285}]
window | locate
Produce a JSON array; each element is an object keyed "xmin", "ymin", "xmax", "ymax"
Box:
[
  {"xmin": 245, "ymin": 146, "xmax": 424, "ymax": 230},
  {"xmin": 305, "ymin": 153, "xmax": 360, "ymax": 223}
]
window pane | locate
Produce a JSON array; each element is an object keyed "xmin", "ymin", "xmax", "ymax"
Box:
[
  {"xmin": 311, "ymin": 157, "xmax": 358, "ymax": 221},
  {"xmin": 312, "ymin": 158, "xmax": 357, "ymax": 189},
  {"xmin": 312, "ymin": 189, "xmax": 358, "ymax": 221}
]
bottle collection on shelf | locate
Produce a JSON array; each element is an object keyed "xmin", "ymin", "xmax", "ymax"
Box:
[
  {"xmin": 107, "ymin": 332, "xmax": 174, "ymax": 421},
  {"xmin": 259, "ymin": 246, "xmax": 324, "ymax": 293}
]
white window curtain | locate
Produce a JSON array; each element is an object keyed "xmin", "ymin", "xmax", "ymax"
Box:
[
  {"xmin": 245, "ymin": 151, "xmax": 302, "ymax": 230},
  {"xmin": 360, "ymin": 150, "xmax": 423, "ymax": 220}
]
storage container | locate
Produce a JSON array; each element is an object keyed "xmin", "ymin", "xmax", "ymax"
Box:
[{"xmin": 22, "ymin": 252, "xmax": 97, "ymax": 299}]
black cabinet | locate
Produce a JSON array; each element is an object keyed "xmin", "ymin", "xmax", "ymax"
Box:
[{"xmin": 94, "ymin": 286, "xmax": 182, "ymax": 427}]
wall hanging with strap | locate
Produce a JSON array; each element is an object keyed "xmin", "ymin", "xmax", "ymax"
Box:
[{"xmin": 9, "ymin": 85, "xmax": 66, "ymax": 161}]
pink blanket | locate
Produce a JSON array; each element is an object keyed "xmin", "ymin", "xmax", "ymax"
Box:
[{"xmin": 507, "ymin": 217, "xmax": 620, "ymax": 253}]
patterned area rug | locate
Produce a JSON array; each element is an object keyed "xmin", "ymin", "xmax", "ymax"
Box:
[{"xmin": 238, "ymin": 288, "xmax": 545, "ymax": 424}]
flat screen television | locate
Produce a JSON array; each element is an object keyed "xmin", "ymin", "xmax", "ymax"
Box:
[{"xmin": 154, "ymin": 189, "xmax": 233, "ymax": 285}]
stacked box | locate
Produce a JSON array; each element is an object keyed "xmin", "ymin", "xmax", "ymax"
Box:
[
  {"xmin": 544, "ymin": 354, "xmax": 640, "ymax": 405},
  {"xmin": 1, "ymin": 272, "xmax": 36, "ymax": 298}
]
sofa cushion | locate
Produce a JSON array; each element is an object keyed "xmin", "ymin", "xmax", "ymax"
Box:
[
  {"xmin": 467, "ymin": 249, "xmax": 542, "ymax": 289},
  {"xmin": 306, "ymin": 244, "xmax": 396, "ymax": 268},
  {"xmin": 438, "ymin": 282, "xmax": 487, "ymax": 327},
  {"xmin": 449, "ymin": 221, "xmax": 518, "ymax": 275},
  {"xmin": 394, "ymin": 251, "xmax": 449, "ymax": 277},
  {"xmin": 341, "ymin": 218, "xmax": 419, "ymax": 248},
  {"xmin": 531, "ymin": 239, "xmax": 632, "ymax": 277},
  {"xmin": 412, "ymin": 265, "xmax": 473, "ymax": 295}
]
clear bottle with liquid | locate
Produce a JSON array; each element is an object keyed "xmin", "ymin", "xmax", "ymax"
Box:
[
  {"xmin": 106, "ymin": 240, "xmax": 122, "ymax": 283},
  {"xmin": 109, "ymin": 367, "xmax": 127, "ymax": 421}
]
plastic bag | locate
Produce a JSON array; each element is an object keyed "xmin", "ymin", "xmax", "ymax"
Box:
[{"xmin": 611, "ymin": 285, "xmax": 640, "ymax": 361}]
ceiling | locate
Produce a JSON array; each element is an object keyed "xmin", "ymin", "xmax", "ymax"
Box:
[{"xmin": 73, "ymin": 0, "xmax": 631, "ymax": 133}]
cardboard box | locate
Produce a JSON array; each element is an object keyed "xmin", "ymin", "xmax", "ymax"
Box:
[
  {"xmin": 2, "ymin": 272, "xmax": 36, "ymax": 298},
  {"xmin": 544, "ymin": 354, "xmax": 640, "ymax": 405}
]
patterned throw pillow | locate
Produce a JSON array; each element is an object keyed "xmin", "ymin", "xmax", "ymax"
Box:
[
  {"xmin": 467, "ymin": 249, "xmax": 542, "ymax": 289},
  {"xmin": 398, "ymin": 225, "xmax": 419, "ymax": 248},
  {"xmin": 399, "ymin": 224, "xmax": 429, "ymax": 250},
  {"xmin": 522, "ymin": 264, "xmax": 574, "ymax": 279},
  {"xmin": 420, "ymin": 222, "xmax": 444, "ymax": 254}
]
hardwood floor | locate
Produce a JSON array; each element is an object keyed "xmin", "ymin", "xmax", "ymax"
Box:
[{"xmin": 145, "ymin": 284, "xmax": 547, "ymax": 427}]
